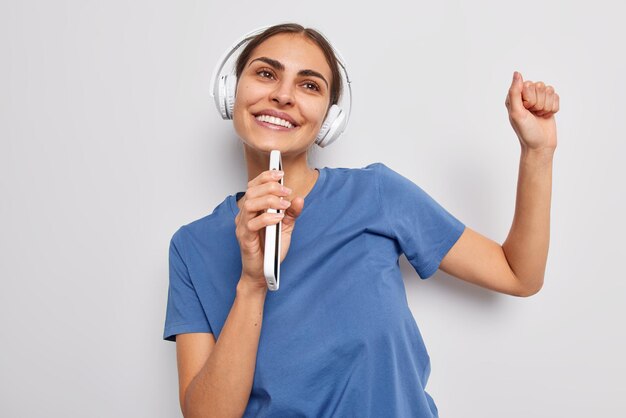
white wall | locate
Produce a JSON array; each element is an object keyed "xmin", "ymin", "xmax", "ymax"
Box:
[{"xmin": 1, "ymin": 1, "xmax": 624, "ymax": 417}]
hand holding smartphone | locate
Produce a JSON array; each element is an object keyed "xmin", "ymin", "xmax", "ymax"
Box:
[{"xmin": 264, "ymin": 150, "xmax": 283, "ymax": 291}]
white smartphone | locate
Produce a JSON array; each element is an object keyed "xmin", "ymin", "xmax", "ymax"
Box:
[{"xmin": 264, "ymin": 150, "xmax": 283, "ymax": 291}]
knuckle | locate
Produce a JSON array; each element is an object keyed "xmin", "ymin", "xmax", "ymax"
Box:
[
  {"xmin": 265, "ymin": 172, "xmax": 278, "ymax": 183},
  {"xmin": 271, "ymin": 183, "xmax": 283, "ymax": 194},
  {"xmin": 243, "ymin": 200, "xmax": 253, "ymax": 211}
]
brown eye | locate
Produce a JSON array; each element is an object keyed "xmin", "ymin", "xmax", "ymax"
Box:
[
  {"xmin": 257, "ymin": 69, "xmax": 275, "ymax": 79},
  {"xmin": 302, "ymin": 81, "xmax": 320, "ymax": 91}
]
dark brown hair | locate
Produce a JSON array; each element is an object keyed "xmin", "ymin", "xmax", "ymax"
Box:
[{"xmin": 235, "ymin": 23, "xmax": 342, "ymax": 108}]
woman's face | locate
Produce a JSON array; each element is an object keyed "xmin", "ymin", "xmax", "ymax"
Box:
[{"xmin": 232, "ymin": 33, "xmax": 333, "ymax": 156}]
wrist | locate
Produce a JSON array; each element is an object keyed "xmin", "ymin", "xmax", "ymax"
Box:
[
  {"xmin": 520, "ymin": 146, "xmax": 555, "ymax": 163},
  {"xmin": 236, "ymin": 276, "xmax": 268, "ymax": 298}
]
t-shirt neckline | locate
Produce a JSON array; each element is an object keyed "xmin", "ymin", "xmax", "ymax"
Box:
[{"xmin": 228, "ymin": 167, "xmax": 327, "ymax": 219}]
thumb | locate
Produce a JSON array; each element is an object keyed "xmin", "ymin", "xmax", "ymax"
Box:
[
  {"xmin": 282, "ymin": 196, "xmax": 304, "ymax": 225},
  {"xmin": 507, "ymin": 71, "xmax": 525, "ymax": 114}
]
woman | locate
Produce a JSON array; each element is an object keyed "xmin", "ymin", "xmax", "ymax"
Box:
[{"xmin": 163, "ymin": 23, "xmax": 559, "ymax": 417}]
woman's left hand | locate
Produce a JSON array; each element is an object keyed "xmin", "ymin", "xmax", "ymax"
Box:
[{"xmin": 505, "ymin": 71, "xmax": 560, "ymax": 152}]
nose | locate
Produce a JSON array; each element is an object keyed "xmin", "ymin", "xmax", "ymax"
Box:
[{"xmin": 271, "ymin": 79, "xmax": 295, "ymax": 106}]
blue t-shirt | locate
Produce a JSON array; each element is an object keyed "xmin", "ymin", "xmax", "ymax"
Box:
[{"xmin": 163, "ymin": 162, "xmax": 465, "ymax": 417}]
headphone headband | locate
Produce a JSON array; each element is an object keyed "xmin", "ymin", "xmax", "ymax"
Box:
[{"xmin": 209, "ymin": 24, "xmax": 352, "ymax": 148}]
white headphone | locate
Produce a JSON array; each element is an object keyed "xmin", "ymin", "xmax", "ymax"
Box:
[{"xmin": 209, "ymin": 25, "xmax": 353, "ymax": 148}]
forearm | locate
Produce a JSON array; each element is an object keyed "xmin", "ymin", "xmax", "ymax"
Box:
[
  {"xmin": 502, "ymin": 147, "xmax": 554, "ymax": 295},
  {"xmin": 184, "ymin": 278, "xmax": 267, "ymax": 418}
]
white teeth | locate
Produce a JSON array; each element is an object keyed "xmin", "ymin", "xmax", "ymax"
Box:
[{"xmin": 255, "ymin": 114, "xmax": 294, "ymax": 128}]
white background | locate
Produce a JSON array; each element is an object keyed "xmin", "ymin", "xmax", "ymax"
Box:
[{"xmin": 1, "ymin": 1, "xmax": 624, "ymax": 417}]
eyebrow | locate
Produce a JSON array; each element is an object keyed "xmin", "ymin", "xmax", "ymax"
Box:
[{"xmin": 248, "ymin": 56, "xmax": 329, "ymax": 89}]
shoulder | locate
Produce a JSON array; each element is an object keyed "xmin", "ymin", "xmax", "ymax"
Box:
[
  {"xmin": 363, "ymin": 161, "xmax": 410, "ymax": 180},
  {"xmin": 170, "ymin": 195, "xmax": 235, "ymax": 247},
  {"xmin": 323, "ymin": 161, "xmax": 391, "ymax": 182},
  {"xmin": 317, "ymin": 163, "xmax": 390, "ymax": 198},
  {"xmin": 357, "ymin": 162, "xmax": 421, "ymax": 193},
  {"xmin": 340, "ymin": 162, "xmax": 405, "ymax": 181},
  {"xmin": 321, "ymin": 162, "xmax": 414, "ymax": 197}
]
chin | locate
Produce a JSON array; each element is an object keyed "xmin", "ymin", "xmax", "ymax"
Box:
[
  {"xmin": 243, "ymin": 140, "xmax": 312, "ymax": 159},
  {"xmin": 240, "ymin": 135, "xmax": 284, "ymax": 154},
  {"xmin": 236, "ymin": 123, "xmax": 317, "ymax": 154}
]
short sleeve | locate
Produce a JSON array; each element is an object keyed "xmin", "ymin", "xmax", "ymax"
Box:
[
  {"xmin": 163, "ymin": 227, "xmax": 212, "ymax": 342},
  {"xmin": 374, "ymin": 163, "xmax": 465, "ymax": 279}
]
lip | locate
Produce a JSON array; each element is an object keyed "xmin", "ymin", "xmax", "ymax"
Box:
[
  {"xmin": 252, "ymin": 109, "xmax": 299, "ymax": 127},
  {"xmin": 253, "ymin": 116, "xmax": 297, "ymax": 132}
]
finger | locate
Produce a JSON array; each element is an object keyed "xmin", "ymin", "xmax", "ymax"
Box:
[
  {"xmin": 235, "ymin": 195, "xmax": 257, "ymax": 228},
  {"xmin": 281, "ymin": 196, "xmax": 304, "ymax": 227},
  {"xmin": 553, "ymin": 93, "xmax": 560, "ymax": 113},
  {"xmin": 237, "ymin": 181, "xmax": 290, "ymax": 230},
  {"xmin": 522, "ymin": 80, "xmax": 537, "ymax": 109},
  {"xmin": 545, "ymin": 85, "xmax": 555, "ymax": 106},
  {"xmin": 245, "ymin": 181, "xmax": 291, "ymax": 201},
  {"xmin": 537, "ymin": 86, "xmax": 555, "ymax": 116},
  {"xmin": 247, "ymin": 169, "xmax": 285, "ymax": 188},
  {"xmin": 506, "ymin": 71, "xmax": 525, "ymax": 114},
  {"xmin": 532, "ymin": 81, "xmax": 546, "ymax": 112},
  {"xmin": 535, "ymin": 109, "xmax": 553, "ymax": 118},
  {"xmin": 246, "ymin": 211, "xmax": 285, "ymax": 233},
  {"xmin": 242, "ymin": 194, "xmax": 292, "ymax": 213}
]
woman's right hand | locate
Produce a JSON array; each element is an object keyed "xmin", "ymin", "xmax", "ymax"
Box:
[{"xmin": 234, "ymin": 170, "xmax": 305, "ymax": 292}]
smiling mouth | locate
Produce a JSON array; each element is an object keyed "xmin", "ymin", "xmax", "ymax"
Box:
[{"xmin": 254, "ymin": 115, "xmax": 296, "ymax": 129}]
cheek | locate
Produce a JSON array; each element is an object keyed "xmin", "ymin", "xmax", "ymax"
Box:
[
  {"xmin": 232, "ymin": 91, "xmax": 250, "ymax": 138},
  {"xmin": 305, "ymin": 102, "xmax": 331, "ymax": 129},
  {"xmin": 234, "ymin": 80, "xmax": 260, "ymax": 106},
  {"xmin": 232, "ymin": 85, "xmax": 255, "ymax": 123},
  {"xmin": 233, "ymin": 84, "xmax": 249, "ymax": 112}
]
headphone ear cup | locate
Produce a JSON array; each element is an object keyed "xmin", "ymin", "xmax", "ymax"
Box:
[
  {"xmin": 217, "ymin": 74, "xmax": 237, "ymax": 119},
  {"xmin": 315, "ymin": 104, "xmax": 345, "ymax": 148},
  {"xmin": 216, "ymin": 75, "xmax": 231, "ymax": 119},
  {"xmin": 223, "ymin": 75, "xmax": 237, "ymax": 120},
  {"xmin": 216, "ymin": 75, "xmax": 228, "ymax": 119}
]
